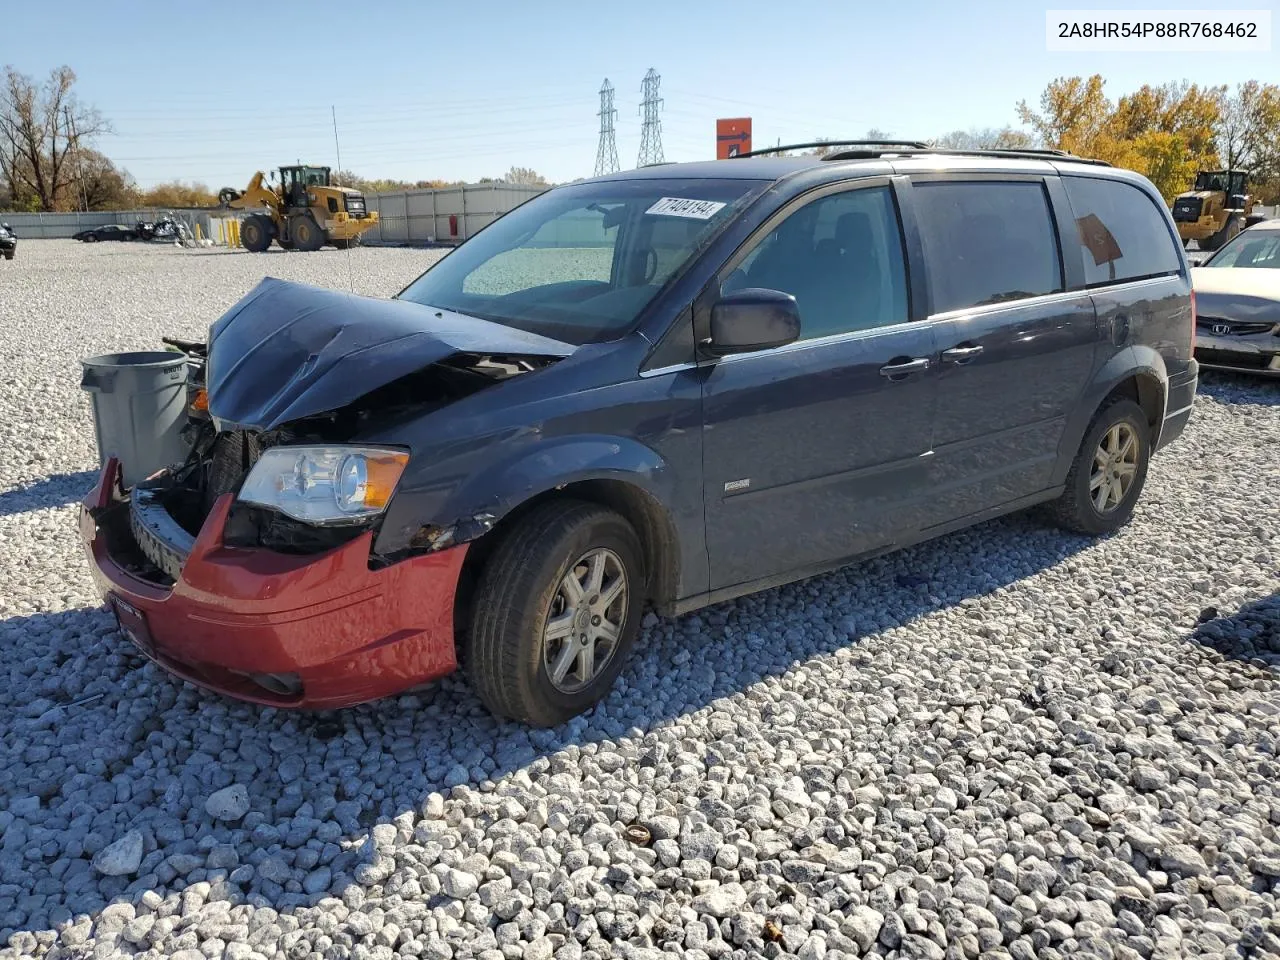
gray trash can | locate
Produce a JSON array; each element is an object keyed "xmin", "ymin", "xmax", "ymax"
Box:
[{"xmin": 81, "ymin": 351, "xmax": 190, "ymax": 488}]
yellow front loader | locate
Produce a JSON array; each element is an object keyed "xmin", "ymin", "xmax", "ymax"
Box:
[{"xmin": 217, "ymin": 165, "xmax": 379, "ymax": 252}]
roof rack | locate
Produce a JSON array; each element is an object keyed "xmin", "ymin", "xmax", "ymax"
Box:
[
  {"xmin": 733, "ymin": 139, "xmax": 931, "ymax": 159},
  {"xmin": 819, "ymin": 146, "xmax": 1111, "ymax": 166}
]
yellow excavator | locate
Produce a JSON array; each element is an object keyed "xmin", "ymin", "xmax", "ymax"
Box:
[{"xmin": 217, "ymin": 165, "xmax": 379, "ymax": 252}]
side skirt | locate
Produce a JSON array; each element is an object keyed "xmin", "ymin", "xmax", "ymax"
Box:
[{"xmin": 664, "ymin": 486, "xmax": 1065, "ymax": 617}]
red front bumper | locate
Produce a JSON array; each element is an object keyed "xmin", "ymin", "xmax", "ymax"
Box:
[{"xmin": 79, "ymin": 459, "xmax": 468, "ymax": 709}]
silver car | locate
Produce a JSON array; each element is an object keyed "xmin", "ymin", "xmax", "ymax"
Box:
[{"xmin": 1190, "ymin": 218, "xmax": 1280, "ymax": 376}]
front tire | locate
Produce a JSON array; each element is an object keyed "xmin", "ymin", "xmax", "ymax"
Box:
[
  {"xmin": 290, "ymin": 215, "xmax": 324, "ymax": 252},
  {"xmin": 466, "ymin": 500, "xmax": 644, "ymax": 726},
  {"xmin": 240, "ymin": 215, "xmax": 272, "ymax": 253},
  {"xmin": 1046, "ymin": 399, "xmax": 1150, "ymax": 535}
]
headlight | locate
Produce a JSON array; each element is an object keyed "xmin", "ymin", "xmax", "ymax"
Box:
[{"xmin": 237, "ymin": 446, "xmax": 409, "ymax": 524}]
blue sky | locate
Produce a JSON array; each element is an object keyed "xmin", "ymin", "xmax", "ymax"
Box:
[{"xmin": 4, "ymin": 0, "xmax": 1275, "ymax": 189}]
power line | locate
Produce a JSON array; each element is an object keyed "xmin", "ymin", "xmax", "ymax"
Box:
[
  {"xmin": 594, "ymin": 79, "xmax": 620, "ymax": 177},
  {"xmin": 637, "ymin": 68, "xmax": 665, "ymax": 168}
]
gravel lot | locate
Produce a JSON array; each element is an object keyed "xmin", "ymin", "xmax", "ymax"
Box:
[{"xmin": 0, "ymin": 240, "xmax": 1278, "ymax": 960}]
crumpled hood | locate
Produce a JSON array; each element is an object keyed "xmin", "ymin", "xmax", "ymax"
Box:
[
  {"xmin": 206, "ymin": 277, "xmax": 573, "ymax": 431},
  {"xmin": 1191, "ymin": 267, "xmax": 1280, "ymax": 325}
]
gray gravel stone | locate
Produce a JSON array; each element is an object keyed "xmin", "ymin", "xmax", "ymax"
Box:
[
  {"xmin": 0, "ymin": 244, "xmax": 1277, "ymax": 960},
  {"xmin": 91, "ymin": 830, "xmax": 143, "ymax": 876},
  {"xmin": 691, "ymin": 884, "xmax": 747, "ymax": 918},
  {"xmin": 443, "ymin": 869, "xmax": 480, "ymax": 900},
  {"xmin": 205, "ymin": 785, "xmax": 251, "ymax": 822}
]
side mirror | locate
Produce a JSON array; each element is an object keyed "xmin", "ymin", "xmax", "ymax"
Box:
[{"xmin": 706, "ymin": 288, "xmax": 801, "ymax": 356}]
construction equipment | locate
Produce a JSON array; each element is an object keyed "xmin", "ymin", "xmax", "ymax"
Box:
[
  {"xmin": 1171, "ymin": 170, "xmax": 1250, "ymax": 251},
  {"xmin": 217, "ymin": 165, "xmax": 378, "ymax": 252}
]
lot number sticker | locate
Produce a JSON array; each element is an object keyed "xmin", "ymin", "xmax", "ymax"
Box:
[{"xmin": 646, "ymin": 197, "xmax": 727, "ymax": 219}]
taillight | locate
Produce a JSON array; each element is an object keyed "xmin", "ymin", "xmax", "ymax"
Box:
[{"xmin": 1189, "ymin": 288, "xmax": 1197, "ymax": 353}]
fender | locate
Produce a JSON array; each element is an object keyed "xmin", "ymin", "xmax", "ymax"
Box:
[
  {"xmin": 450, "ymin": 433, "xmax": 676, "ymax": 522},
  {"xmin": 1051, "ymin": 345, "xmax": 1169, "ymax": 487},
  {"xmin": 375, "ymin": 432, "xmax": 685, "ymax": 553}
]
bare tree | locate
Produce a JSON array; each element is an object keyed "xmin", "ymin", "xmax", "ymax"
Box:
[
  {"xmin": 73, "ymin": 149, "xmax": 135, "ymax": 209},
  {"xmin": 1218, "ymin": 81, "xmax": 1280, "ymax": 173},
  {"xmin": 933, "ymin": 127, "xmax": 1036, "ymax": 150},
  {"xmin": 0, "ymin": 65, "xmax": 108, "ymax": 211},
  {"xmin": 502, "ymin": 166, "xmax": 548, "ymax": 186}
]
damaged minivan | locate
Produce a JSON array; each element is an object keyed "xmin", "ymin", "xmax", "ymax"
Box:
[{"xmin": 82, "ymin": 145, "xmax": 1198, "ymax": 725}]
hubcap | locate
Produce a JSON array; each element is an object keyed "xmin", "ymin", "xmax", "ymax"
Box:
[
  {"xmin": 542, "ymin": 547, "xmax": 628, "ymax": 694},
  {"xmin": 1090, "ymin": 422, "xmax": 1139, "ymax": 513}
]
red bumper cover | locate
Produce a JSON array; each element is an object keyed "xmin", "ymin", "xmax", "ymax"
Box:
[{"xmin": 80, "ymin": 459, "xmax": 467, "ymax": 709}]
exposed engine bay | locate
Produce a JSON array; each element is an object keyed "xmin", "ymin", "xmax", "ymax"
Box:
[{"xmin": 128, "ymin": 341, "xmax": 556, "ymax": 578}]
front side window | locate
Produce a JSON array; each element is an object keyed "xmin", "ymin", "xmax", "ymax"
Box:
[
  {"xmin": 913, "ymin": 181, "xmax": 1063, "ymax": 314},
  {"xmin": 399, "ymin": 178, "xmax": 765, "ymax": 344},
  {"xmin": 722, "ymin": 185, "xmax": 909, "ymax": 340},
  {"xmin": 1063, "ymin": 176, "xmax": 1183, "ymax": 286},
  {"xmin": 1203, "ymin": 229, "xmax": 1280, "ymax": 269}
]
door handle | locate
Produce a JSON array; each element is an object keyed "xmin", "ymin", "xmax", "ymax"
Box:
[
  {"xmin": 941, "ymin": 343, "xmax": 984, "ymax": 364},
  {"xmin": 879, "ymin": 357, "xmax": 931, "ymax": 379}
]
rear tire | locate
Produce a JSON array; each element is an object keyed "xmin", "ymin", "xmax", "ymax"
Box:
[
  {"xmin": 1046, "ymin": 399, "xmax": 1151, "ymax": 536},
  {"xmin": 465, "ymin": 500, "xmax": 644, "ymax": 727},
  {"xmin": 1200, "ymin": 217, "xmax": 1239, "ymax": 252},
  {"xmin": 290, "ymin": 215, "xmax": 324, "ymax": 252},
  {"xmin": 240, "ymin": 215, "xmax": 272, "ymax": 253}
]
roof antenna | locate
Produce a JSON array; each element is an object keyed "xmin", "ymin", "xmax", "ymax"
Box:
[{"xmin": 332, "ymin": 105, "xmax": 354, "ymax": 293}]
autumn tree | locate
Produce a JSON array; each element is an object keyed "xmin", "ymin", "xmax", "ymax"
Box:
[
  {"xmin": 333, "ymin": 171, "xmax": 460, "ymax": 194},
  {"xmin": 1099, "ymin": 82, "xmax": 1223, "ymax": 199},
  {"xmin": 135, "ymin": 181, "xmax": 217, "ymax": 208},
  {"xmin": 0, "ymin": 65, "xmax": 108, "ymax": 211},
  {"xmin": 1017, "ymin": 75, "xmax": 1111, "ymax": 155},
  {"xmin": 1015, "ymin": 76, "xmax": 1229, "ymax": 200}
]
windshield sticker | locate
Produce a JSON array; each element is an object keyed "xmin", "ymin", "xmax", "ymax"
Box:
[{"xmin": 645, "ymin": 197, "xmax": 727, "ymax": 219}]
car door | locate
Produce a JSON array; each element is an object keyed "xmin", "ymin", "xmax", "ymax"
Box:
[
  {"xmin": 699, "ymin": 179, "xmax": 938, "ymax": 591},
  {"xmin": 905, "ymin": 176, "xmax": 1098, "ymax": 525}
]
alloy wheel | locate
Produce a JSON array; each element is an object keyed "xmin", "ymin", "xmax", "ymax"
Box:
[
  {"xmin": 542, "ymin": 547, "xmax": 628, "ymax": 693},
  {"xmin": 1090, "ymin": 422, "xmax": 1139, "ymax": 513}
]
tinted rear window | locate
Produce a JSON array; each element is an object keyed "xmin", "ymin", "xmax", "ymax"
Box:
[
  {"xmin": 1063, "ymin": 177, "xmax": 1182, "ymax": 285},
  {"xmin": 913, "ymin": 181, "xmax": 1063, "ymax": 314}
]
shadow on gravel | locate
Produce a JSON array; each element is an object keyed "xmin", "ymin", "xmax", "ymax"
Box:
[
  {"xmin": 0, "ymin": 509, "xmax": 1108, "ymax": 938},
  {"xmin": 0, "ymin": 471, "xmax": 97, "ymax": 518},
  {"xmin": 1187, "ymin": 589, "xmax": 1280, "ymax": 665}
]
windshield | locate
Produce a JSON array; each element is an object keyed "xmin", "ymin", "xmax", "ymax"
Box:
[
  {"xmin": 1203, "ymin": 229, "xmax": 1280, "ymax": 269},
  {"xmin": 1195, "ymin": 172, "xmax": 1227, "ymax": 192},
  {"xmin": 398, "ymin": 177, "xmax": 766, "ymax": 344}
]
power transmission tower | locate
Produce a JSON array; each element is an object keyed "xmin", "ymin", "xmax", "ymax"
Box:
[
  {"xmin": 637, "ymin": 68, "xmax": 665, "ymax": 167},
  {"xmin": 594, "ymin": 80, "xmax": 620, "ymax": 177}
]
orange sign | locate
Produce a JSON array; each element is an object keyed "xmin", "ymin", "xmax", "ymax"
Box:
[{"xmin": 716, "ymin": 118, "xmax": 752, "ymax": 159}]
